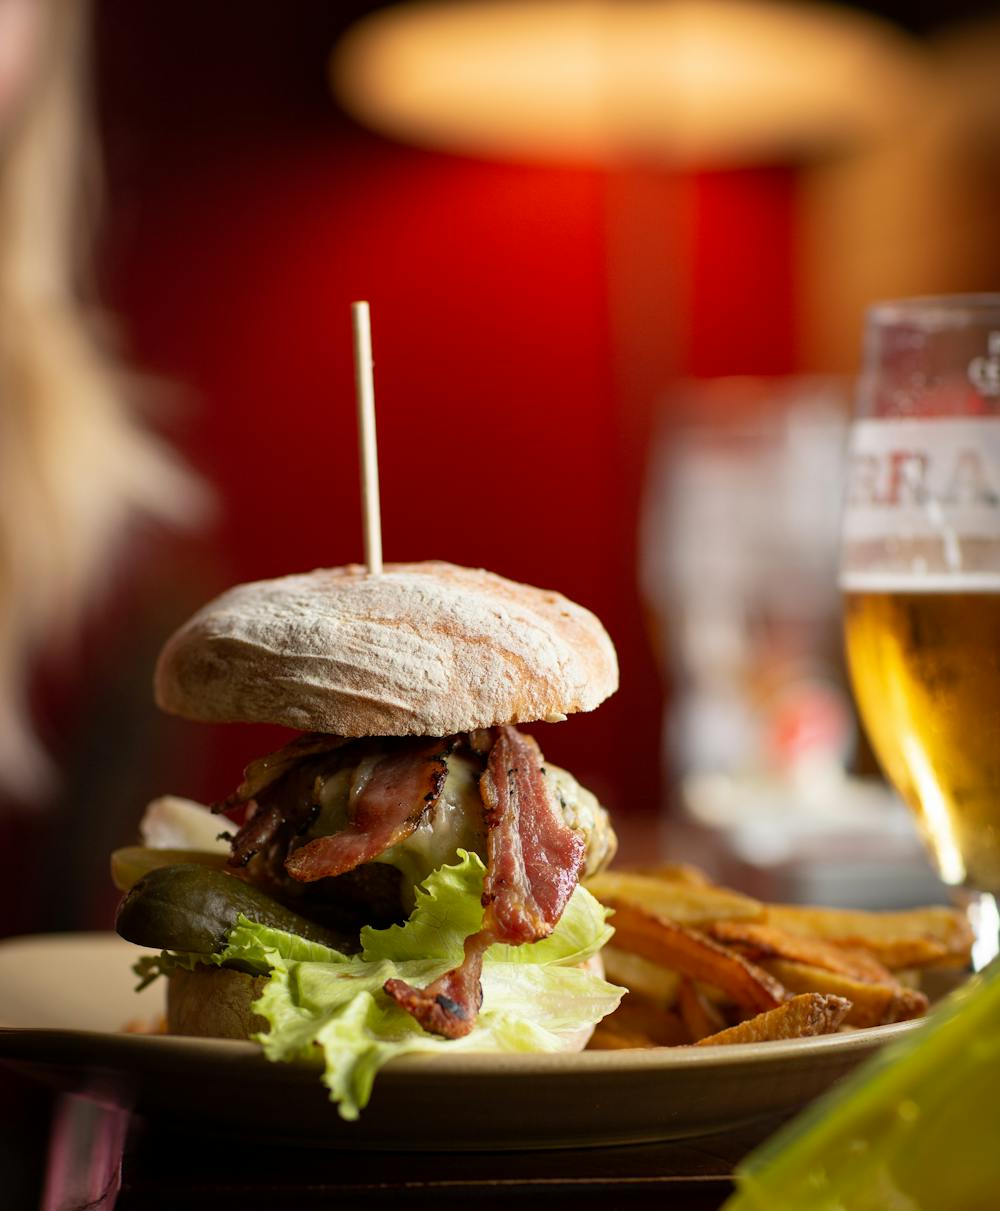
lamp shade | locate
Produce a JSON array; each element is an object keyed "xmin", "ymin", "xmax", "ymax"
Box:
[{"xmin": 332, "ymin": 0, "xmax": 926, "ymax": 166}]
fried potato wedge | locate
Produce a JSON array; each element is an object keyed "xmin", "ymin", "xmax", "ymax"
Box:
[
  {"xmin": 708, "ymin": 921, "xmax": 895, "ymax": 984},
  {"xmin": 601, "ymin": 946, "xmax": 681, "ymax": 1007},
  {"xmin": 585, "ymin": 871, "xmax": 763, "ymax": 929},
  {"xmin": 762, "ymin": 904, "xmax": 973, "ymax": 971},
  {"xmin": 605, "ymin": 900, "xmax": 786, "ymax": 1014},
  {"xmin": 761, "ymin": 958, "xmax": 929, "ymax": 1028},
  {"xmin": 588, "ymin": 1024, "xmax": 659, "ymax": 1050},
  {"xmin": 593, "ymin": 997, "xmax": 691, "ymax": 1048},
  {"xmin": 589, "ymin": 865, "xmax": 955, "ymax": 1049},
  {"xmin": 677, "ymin": 978, "xmax": 727, "ymax": 1042},
  {"xmin": 627, "ymin": 862, "xmax": 715, "ymax": 887},
  {"xmin": 694, "ymin": 993, "xmax": 851, "ymax": 1046}
]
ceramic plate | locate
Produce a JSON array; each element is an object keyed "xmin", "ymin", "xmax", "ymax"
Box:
[{"xmin": 0, "ymin": 932, "xmax": 921, "ymax": 1151}]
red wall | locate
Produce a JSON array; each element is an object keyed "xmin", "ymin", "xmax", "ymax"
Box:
[
  {"xmin": 0, "ymin": 4, "xmax": 804, "ymax": 945},
  {"xmin": 95, "ymin": 4, "xmax": 798, "ymax": 855}
]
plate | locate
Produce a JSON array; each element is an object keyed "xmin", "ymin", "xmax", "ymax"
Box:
[{"xmin": 0, "ymin": 932, "xmax": 921, "ymax": 1151}]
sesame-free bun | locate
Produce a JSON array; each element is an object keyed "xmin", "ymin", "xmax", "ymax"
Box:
[
  {"xmin": 167, "ymin": 966, "xmax": 269, "ymax": 1040},
  {"xmin": 154, "ymin": 562, "xmax": 618, "ymax": 737}
]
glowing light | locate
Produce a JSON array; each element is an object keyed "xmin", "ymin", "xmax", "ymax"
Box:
[
  {"xmin": 901, "ymin": 732, "xmax": 966, "ymax": 886},
  {"xmin": 332, "ymin": 0, "xmax": 926, "ymax": 166}
]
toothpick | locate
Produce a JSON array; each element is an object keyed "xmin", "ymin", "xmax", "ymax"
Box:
[{"xmin": 351, "ymin": 300, "xmax": 383, "ymax": 575}]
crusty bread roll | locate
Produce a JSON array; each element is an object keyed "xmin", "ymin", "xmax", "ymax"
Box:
[
  {"xmin": 167, "ymin": 955, "xmax": 606, "ymax": 1051},
  {"xmin": 155, "ymin": 562, "xmax": 618, "ymax": 736},
  {"xmin": 167, "ymin": 966, "xmax": 270, "ymax": 1040}
]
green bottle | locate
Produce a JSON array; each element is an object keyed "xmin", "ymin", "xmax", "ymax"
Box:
[{"xmin": 724, "ymin": 958, "xmax": 999, "ymax": 1211}]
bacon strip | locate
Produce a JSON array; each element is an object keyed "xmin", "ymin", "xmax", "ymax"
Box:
[
  {"xmin": 384, "ymin": 934, "xmax": 489, "ymax": 1037},
  {"xmin": 214, "ymin": 734, "xmax": 348, "ymax": 815},
  {"xmin": 384, "ymin": 726, "xmax": 584, "ymax": 1038},
  {"xmin": 228, "ymin": 801, "xmax": 284, "ymax": 867},
  {"xmin": 224, "ymin": 760, "xmax": 331, "ymax": 871},
  {"xmin": 480, "ymin": 726, "xmax": 585, "ymax": 941},
  {"xmin": 284, "ymin": 738, "xmax": 452, "ymax": 883}
]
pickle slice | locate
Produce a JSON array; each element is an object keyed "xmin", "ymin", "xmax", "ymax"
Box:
[{"xmin": 115, "ymin": 863, "xmax": 358, "ymax": 956}]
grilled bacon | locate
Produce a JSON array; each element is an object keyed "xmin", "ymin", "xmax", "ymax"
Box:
[
  {"xmin": 214, "ymin": 733, "xmax": 348, "ymax": 814},
  {"xmin": 218, "ymin": 726, "xmax": 589, "ymax": 1039},
  {"xmin": 480, "ymin": 726, "xmax": 585, "ymax": 941},
  {"xmin": 384, "ymin": 726, "xmax": 584, "ymax": 1038},
  {"xmin": 284, "ymin": 738, "xmax": 453, "ymax": 882},
  {"xmin": 228, "ymin": 801, "xmax": 285, "ymax": 868}
]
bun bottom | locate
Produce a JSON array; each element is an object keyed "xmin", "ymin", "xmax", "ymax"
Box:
[
  {"xmin": 166, "ymin": 955, "xmax": 606, "ymax": 1051},
  {"xmin": 167, "ymin": 967, "xmax": 269, "ymax": 1040}
]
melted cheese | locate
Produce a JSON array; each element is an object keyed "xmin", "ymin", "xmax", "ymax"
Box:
[
  {"xmin": 309, "ymin": 748, "xmax": 615, "ymax": 907},
  {"xmin": 376, "ymin": 754, "xmax": 486, "ymax": 905}
]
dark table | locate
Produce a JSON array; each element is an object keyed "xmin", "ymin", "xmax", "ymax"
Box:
[{"xmin": 12, "ymin": 1084, "xmax": 787, "ymax": 1211}]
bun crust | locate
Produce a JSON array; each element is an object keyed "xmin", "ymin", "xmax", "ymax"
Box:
[
  {"xmin": 155, "ymin": 562, "xmax": 618, "ymax": 736},
  {"xmin": 167, "ymin": 966, "xmax": 269, "ymax": 1039}
]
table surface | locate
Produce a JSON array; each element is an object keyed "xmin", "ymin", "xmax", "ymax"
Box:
[{"xmin": 18, "ymin": 1085, "xmax": 791, "ymax": 1211}]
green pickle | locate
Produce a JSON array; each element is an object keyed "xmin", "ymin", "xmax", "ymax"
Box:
[
  {"xmin": 115, "ymin": 863, "xmax": 358, "ymax": 956},
  {"xmin": 724, "ymin": 958, "xmax": 1000, "ymax": 1211}
]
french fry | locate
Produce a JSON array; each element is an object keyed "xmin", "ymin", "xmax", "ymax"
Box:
[
  {"xmin": 605, "ymin": 900, "xmax": 786, "ymax": 1015},
  {"xmin": 628, "ymin": 862, "xmax": 715, "ymax": 887},
  {"xmin": 585, "ymin": 871, "xmax": 763, "ymax": 929},
  {"xmin": 587, "ymin": 865, "xmax": 959, "ymax": 1049},
  {"xmin": 602, "ymin": 997, "xmax": 691, "ymax": 1047},
  {"xmin": 677, "ymin": 978, "xmax": 727, "ymax": 1042},
  {"xmin": 708, "ymin": 921, "xmax": 895, "ymax": 984},
  {"xmin": 694, "ymin": 993, "xmax": 851, "ymax": 1046},
  {"xmin": 760, "ymin": 958, "xmax": 929, "ymax": 1028},
  {"xmin": 762, "ymin": 904, "xmax": 973, "ymax": 971},
  {"xmin": 601, "ymin": 946, "xmax": 681, "ymax": 1007},
  {"xmin": 588, "ymin": 1024, "xmax": 658, "ymax": 1050},
  {"xmin": 123, "ymin": 1014, "xmax": 168, "ymax": 1035}
]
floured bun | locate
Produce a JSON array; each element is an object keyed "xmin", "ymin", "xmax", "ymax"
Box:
[
  {"xmin": 155, "ymin": 562, "xmax": 618, "ymax": 736},
  {"xmin": 167, "ymin": 966, "xmax": 270, "ymax": 1040}
]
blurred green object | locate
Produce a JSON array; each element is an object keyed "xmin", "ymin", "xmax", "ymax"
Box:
[{"xmin": 724, "ymin": 959, "xmax": 998, "ymax": 1211}]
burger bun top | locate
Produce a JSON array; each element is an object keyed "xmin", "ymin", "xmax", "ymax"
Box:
[{"xmin": 154, "ymin": 562, "xmax": 618, "ymax": 737}]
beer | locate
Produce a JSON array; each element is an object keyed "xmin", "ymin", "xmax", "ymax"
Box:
[{"xmin": 844, "ymin": 585, "xmax": 1000, "ymax": 891}]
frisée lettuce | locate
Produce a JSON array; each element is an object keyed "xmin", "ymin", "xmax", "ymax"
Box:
[{"xmin": 138, "ymin": 850, "xmax": 623, "ymax": 1119}]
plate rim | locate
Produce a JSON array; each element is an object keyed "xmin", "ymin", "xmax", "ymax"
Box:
[{"xmin": 0, "ymin": 929, "xmax": 922, "ymax": 1076}]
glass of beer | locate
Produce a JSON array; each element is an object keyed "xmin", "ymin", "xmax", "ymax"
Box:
[{"xmin": 841, "ymin": 295, "xmax": 1000, "ymax": 965}]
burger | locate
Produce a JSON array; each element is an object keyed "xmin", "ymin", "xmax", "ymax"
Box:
[{"xmin": 114, "ymin": 561, "xmax": 623, "ymax": 1118}]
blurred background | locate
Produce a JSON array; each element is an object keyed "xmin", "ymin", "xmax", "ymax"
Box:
[{"xmin": 2, "ymin": 0, "xmax": 1000, "ymax": 943}]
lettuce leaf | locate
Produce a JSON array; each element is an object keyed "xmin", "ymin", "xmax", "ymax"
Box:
[{"xmin": 210, "ymin": 850, "xmax": 622, "ymax": 1120}]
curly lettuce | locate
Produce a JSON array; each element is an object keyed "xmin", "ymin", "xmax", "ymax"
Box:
[{"xmin": 141, "ymin": 850, "xmax": 622, "ymax": 1119}]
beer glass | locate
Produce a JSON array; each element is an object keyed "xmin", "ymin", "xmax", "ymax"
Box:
[{"xmin": 840, "ymin": 295, "xmax": 1000, "ymax": 965}]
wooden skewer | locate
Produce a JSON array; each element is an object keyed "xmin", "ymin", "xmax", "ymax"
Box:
[{"xmin": 351, "ymin": 300, "xmax": 383, "ymax": 575}]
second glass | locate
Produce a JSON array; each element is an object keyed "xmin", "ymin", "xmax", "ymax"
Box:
[{"xmin": 840, "ymin": 295, "xmax": 1000, "ymax": 961}]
